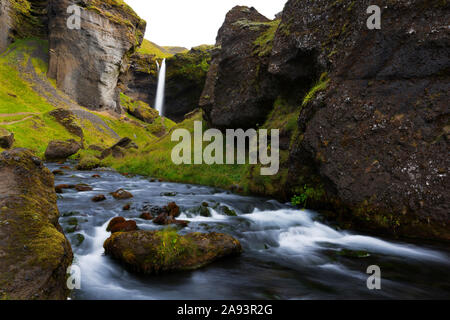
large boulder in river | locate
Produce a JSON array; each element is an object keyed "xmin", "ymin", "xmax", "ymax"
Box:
[
  {"xmin": 0, "ymin": 128, "xmax": 14, "ymax": 149},
  {"xmin": 45, "ymin": 139, "xmax": 81, "ymax": 162},
  {"xmin": 199, "ymin": 6, "xmax": 280, "ymax": 129},
  {"xmin": 104, "ymin": 230, "xmax": 242, "ymax": 274},
  {"xmin": 0, "ymin": 149, "xmax": 73, "ymax": 299},
  {"xmin": 47, "ymin": 0, "xmax": 146, "ymax": 112}
]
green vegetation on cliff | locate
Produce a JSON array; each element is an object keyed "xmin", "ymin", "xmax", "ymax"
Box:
[
  {"xmin": 0, "ymin": 39, "xmax": 171, "ymax": 158},
  {"xmin": 136, "ymin": 39, "xmax": 186, "ymax": 59}
]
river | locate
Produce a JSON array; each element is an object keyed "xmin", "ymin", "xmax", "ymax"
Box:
[{"xmin": 48, "ymin": 162, "xmax": 450, "ymax": 300}]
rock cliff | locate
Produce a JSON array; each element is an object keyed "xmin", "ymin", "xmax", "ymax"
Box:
[
  {"xmin": 119, "ymin": 45, "xmax": 213, "ymax": 122},
  {"xmin": 202, "ymin": 1, "xmax": 450, "ymax": 241},
  {"xmin": 47, "ymin": 0, "xmax": 146, "ymax": 113}
]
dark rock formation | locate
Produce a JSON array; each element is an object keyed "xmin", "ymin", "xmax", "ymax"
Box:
[
  {"xmin": 0, "ymin": 128, "xmax": 14, "ymax": 149},
  {"xmin": 92, "ymin": 194, "xmax": 106, "ymax": 202},
  {"xmin": 99, "ymin": 137, "xmax": 138, "ymax": 160},
  {"xmin": 270, "ymin": 0, "xmax": 450, "ymax": 240},
  {"xmin": 47, "ymin": 0, "xmax": 146, "ymax": 112},
  {"xmin": 0, "ymin": 0, "xmax": 48, "ymax": 53},
  {"xmin": 0, "ymin": 149, "xmax": 72, "ymax": 299},
  {"xmin": 164, "ymin": 46, "xmax": 213, "ymax": 122},
  {"xmin": 103, "ymin": 230, "xmax": 242, "ymax": 274},
  {"xmin": 44, "ymin": 139, "xmax": 81, "ymax": 161},
  {"xmin": 118, "ymin": 52, "xmax": 158, "ymax": 109},
  {"xmin": 199, "ymin": 6, "xmax": 280, "ymax": 129}
]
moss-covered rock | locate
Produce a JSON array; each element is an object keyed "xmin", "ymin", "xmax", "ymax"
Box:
[
  {"xmin": 0, "ymin": 148, "xmax": 73, "ymax": 300},
  {"xmin": 103, "ymin": 229, "xmax": 242, "ymax": 274},
  {"xmin": 120, "ymin": 93, "xmax": 159, "ymax": 123},
  {"xmin": 76, "ymin": 154, "xmax": 101, "ymax": 170}
]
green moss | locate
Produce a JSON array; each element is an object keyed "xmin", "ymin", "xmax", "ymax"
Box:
[
  {"xmin": 166, "ymin": 45, "xmax": 214, "ymax": 83},
  {"xmin": 253, "ymin": 19, "xmax": 281, "ymax": 57},
  {"xmin": 76, "ymin": 154, "xmax": 101, "ymax": 170},
  {"xmin": 151, "ymin": 228, "xmax": 197, "ymax": 267},
  {"xmin": 302, "ymin": 72, "xmax": 330, "ymax": 107},
  {"xmin": 291, "ymin": 185, "xmax": 326, "ymax": 208}
]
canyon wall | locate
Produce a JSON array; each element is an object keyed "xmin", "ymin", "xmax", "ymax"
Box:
[
  {"xmin": 120, "ymin": 45, "xmax": 213, "ymax": 122},
  {"xmin": 47, "ymin": 0, "xmax": 146, "ymax": 113},
  {"xmin": 202, "ymin": 1, "xmax": 450, "ymax": 241}
]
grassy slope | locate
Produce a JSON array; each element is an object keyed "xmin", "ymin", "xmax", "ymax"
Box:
[
  {"xmin": 0, "ymin": 38, "xmax": 304, "ymax": 200},
  {"xmin": 105, "ymin": 111, "xmax": 250, "ymax": 189},
  {"xmin": 137, "ymin": 39, "xmax": 174, "ymax": 58},
  {"xmin": 0, "ymin": 39, "xmax": 169, "ymax": 157}
]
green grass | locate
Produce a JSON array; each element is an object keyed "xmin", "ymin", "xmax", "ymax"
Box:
[
  {"xmin": 137, "ymin": 39, "xmax": 174, "ymax": 58},
  {"xmin": 0, "ymin": 39, "xmax": 163, "ymax": 157},
  {"xmin": 302, "ymin": 72, "xmax": 330, "ymax": 107},
  {"xmin": 104, "ymin": 111, "xmax": 250, "ymax": 189}
]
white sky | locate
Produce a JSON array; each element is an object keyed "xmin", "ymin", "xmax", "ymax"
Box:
[{"xmin": 126, "ymin": 0, "xmax": 287, "ymax": 49}]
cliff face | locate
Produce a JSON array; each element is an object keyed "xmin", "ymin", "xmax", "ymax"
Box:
[
  {"xmin": 47, "ymin": 0, "xmax": 146, "ymax": 113},
  {"xmin": 203, "ymin": 1, "xmax": 450, "ymax": 241},
  {"xmin": 119, "ymin": 45, "xmax": 212, "ymax": 122},
  {"xmin": 0, "ymin": 0, "xmax": 48, "ymax": 52},
  {"xmin": 200, "ymin": 6, "xmax": 280, "ymax": 129},
  {"xmin": 0, "ymin": 149, "xmax": 73, "ymax": 300}
]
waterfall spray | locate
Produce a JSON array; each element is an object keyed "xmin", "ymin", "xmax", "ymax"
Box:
[{"xmin": 155, "ymin": 59, "xmax": 166, "ymax": 117}]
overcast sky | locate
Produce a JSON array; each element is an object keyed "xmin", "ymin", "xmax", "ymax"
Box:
[{"xmin": 126, "ymin": 0, "xmax": 287, "ymax": 49}]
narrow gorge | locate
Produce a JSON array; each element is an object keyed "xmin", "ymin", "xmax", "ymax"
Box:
[{"xmin": 0, "ymin": 0, "xmax": 448, "ymax": 300}]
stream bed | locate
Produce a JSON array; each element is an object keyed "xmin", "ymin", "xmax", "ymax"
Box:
[{"xmin": 49, "ymin": 163, "xmax": 450, "ymax": 300}]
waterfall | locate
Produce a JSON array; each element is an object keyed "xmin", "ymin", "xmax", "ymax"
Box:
[{"xmin": 155, "ymin": 58, "xmax": 166, "ymax": 117}]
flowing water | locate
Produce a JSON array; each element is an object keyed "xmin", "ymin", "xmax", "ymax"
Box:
[
  {"xmin": 155, "ymin": 58, "xmax": 166, "ymax": 117},
  {"xmin": 49, "ymin": 163, "xmax": 450, "ymax": 300}
]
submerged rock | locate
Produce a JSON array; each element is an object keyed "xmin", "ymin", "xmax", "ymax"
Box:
[
  {"xmin": 103, "ymin": 230, "xmax": 242, "ymax": 274},
  {"xmin": 0, "ymin": 149, "xmax": 73, "ymax": 300},
  {"xmin": 74, "ymin": 184, "xmax": 93, "ymax": 192},
  {"xmin": 106, "ymin": 217, "xmax": 138, "ymax": 234},
  {"xmin": 55, "ymin": 184, "xmax": 75, "ymax": 193},
  {"xmin": 139, "ymin": 212, "xmax": 154, "ymax": 220},
  {"xmin": 92, "ymin": 194, "xmax": 106, "ymax": 202},
  {"xmin": 111, "ymin": 189, "xmax": 134, "ymax": 200}
]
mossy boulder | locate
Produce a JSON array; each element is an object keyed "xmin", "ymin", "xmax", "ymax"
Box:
[
  {"xmin": 0, "ymin": 148, "xmax": 73, "ymax": 300},
  {"xmin": 44, "ymin": 139, "xmax": 81, "ymax": 162},
  {"xmin": 103, "ymin": 229, "xmax": 242, "ymax": 274},
  {"xmin": 106, "ymin": 217, "xmax": 138, "ymax": 233},
  {"xmin": 0, "ymin": 128, "xmax": 15, "ymax": 149},
  {"xmin": 120, "ymin": 93, "xmax": 159, "ymax": 123},
  {"xmin": 76, "ymin": 155, "xmax": 101, "ymax": 171}
]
